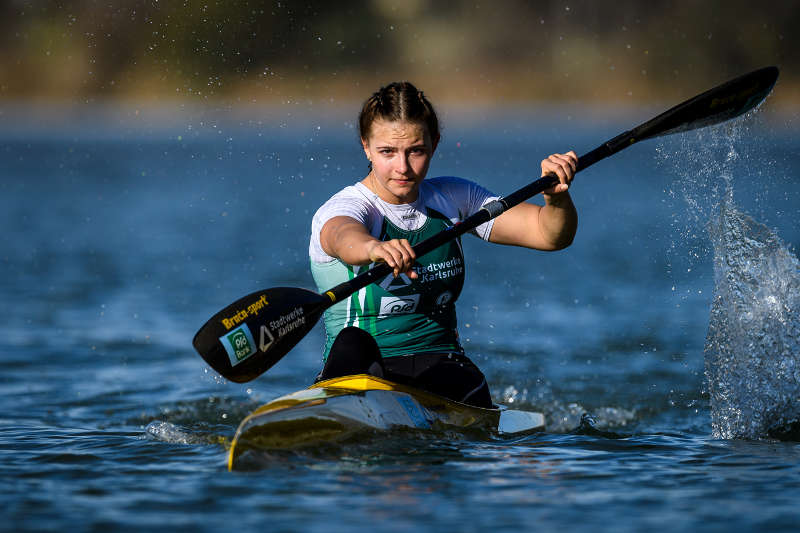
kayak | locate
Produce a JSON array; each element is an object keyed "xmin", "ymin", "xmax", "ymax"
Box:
[
  {"xmin": 228, "ymin": 375, "xmax": 546, "ymax": 469},
  {"xmin": 227, "ymin": 374, "xmax": 545, "ymax": 470}
]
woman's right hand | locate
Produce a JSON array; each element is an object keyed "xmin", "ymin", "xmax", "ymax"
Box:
[
  {"xmin": 366, "ymin": 238, "xmax": 418, "ymax": 278},
  {"xmin": 321, "ymin": 216, "xmax": 418, "ymax": 278}
]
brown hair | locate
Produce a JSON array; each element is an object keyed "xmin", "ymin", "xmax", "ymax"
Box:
[{"xmin": 358, "ymin": 81, "xmax": 440, "ymax": 146}]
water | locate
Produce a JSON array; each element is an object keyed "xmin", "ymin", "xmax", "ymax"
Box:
[
  {"xmin": 678, "ymin": 122, "xmax": 800, "ymax": 441},
  {"xmin": 707, "ymin": 197, "xmax": 800, "ymax": 439},
  {"xmin": 2, "ymin": 104, "xmax": 799, "ymax": 531}
]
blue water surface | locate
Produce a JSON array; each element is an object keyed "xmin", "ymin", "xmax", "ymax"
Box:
[{"xmin": 1, "ymin": 102, "xmax": 799, "ymax": 532}]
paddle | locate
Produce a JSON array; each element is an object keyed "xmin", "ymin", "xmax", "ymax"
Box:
[{"xmin": 193, "ymin": 66, "xmax": 779, "ymax": 383}]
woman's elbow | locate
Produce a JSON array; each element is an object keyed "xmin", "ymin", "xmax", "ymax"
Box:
[{"xmin": 546, "ymin": 224, "xmax": 577, "ymax": 251}]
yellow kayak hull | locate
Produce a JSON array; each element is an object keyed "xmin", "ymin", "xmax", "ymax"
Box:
[{"xmin": 228, "ymin": 374, "xmax": 544, "ymax": 470}]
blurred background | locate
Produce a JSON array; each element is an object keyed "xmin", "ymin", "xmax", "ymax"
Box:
[
  {"xmin": 2, "ymin": 3, "xmax": 800, "ymax": 531},
  {"xmin": 1, "ymin": 0, "xmax": 797, "ymax": 112}
]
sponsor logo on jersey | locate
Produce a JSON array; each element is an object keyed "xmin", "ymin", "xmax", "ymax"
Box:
[
  {"xmin": 413, "ymin": 256, "xmax": 464, "ymax": 284},
  {"xmin": 379, "ymin": 272, "xmax": 413, "ymax": 291},
  {"xmin": 379, "ymin": 294, "xmax": 420, "ymax": 315},
  {"xmin": 219, "ymin": 324, "xmax": 257, "ymax": 366}
]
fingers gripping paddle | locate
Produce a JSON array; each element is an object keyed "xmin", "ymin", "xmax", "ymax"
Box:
[{"xmin": 193, "ymin": 66, "xmax": 779, "ymax": 383}]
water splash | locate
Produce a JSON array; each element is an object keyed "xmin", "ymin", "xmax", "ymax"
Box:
[
  {"xmin": 500, "ymin": 384, "xmax": 637, "ymax": 432},
  {"xmin": 145, "ymin": 420, "xmax": 208, "ymax": 444},
  {"xmin": 661, "ymin": 113, "xmax": 800, "ymax": 439},
  {"xmin": 144, "ymin": 420, "xmax": 231, "ymax": 447},
  {"xmin": 705, "ymin": 188, "xmax": 800, "ymax": 439}
]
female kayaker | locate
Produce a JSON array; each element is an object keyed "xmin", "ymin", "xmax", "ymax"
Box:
[{"xmin": 309, "ymin": 81, "xmax": 577, "ymax": 407}]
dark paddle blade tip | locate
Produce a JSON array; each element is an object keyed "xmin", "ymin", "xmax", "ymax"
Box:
[
  {"xmin": 192, "ymin": 287, "xmax": 329, "ymax": 383},
  {"xmin": 637, "ymin": 66, "xmax": 779, "ymax": 140},
  {"xmin": 708, "ymin": 65, "xmax": 779, "ymax": 119}
]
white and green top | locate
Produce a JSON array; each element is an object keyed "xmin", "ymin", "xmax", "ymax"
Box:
[{"xmin": 309, "ymin": 177, "xmax": 498, "ymax": 360}]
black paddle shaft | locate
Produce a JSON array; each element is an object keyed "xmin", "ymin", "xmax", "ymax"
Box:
[{"xmin": 322, "ymin": 66, "xmax": 779, "ymax": 308}]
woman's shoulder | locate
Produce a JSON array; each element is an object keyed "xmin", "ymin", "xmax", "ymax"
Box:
[
  {"xmin": 421, "ymin": 176, "xmax": 498, "ymax": 233},
  {"xmin": 423, "ymin": 176, "xmax": 496, "ymax": 203},
  {"xmin": 313, "ymin": 182, "xmax": 377, "ymax": 225},
  {"xmin": 317, "ymin": 182, "xmax": 373, "ymax": 210}
]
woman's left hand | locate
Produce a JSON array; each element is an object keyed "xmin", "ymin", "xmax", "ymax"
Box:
[{"xmin": 541, "ymin": 151, "xmax": 578, "ymax": 196}]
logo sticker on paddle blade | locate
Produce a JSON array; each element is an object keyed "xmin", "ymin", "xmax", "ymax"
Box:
[{"xmin": 220, "ymin": 324, "xmax": 257, "ymax": 367}]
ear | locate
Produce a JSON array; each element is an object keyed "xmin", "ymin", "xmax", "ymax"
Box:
[{"xmin": 361, "ymin": 137, "xmax": 371, "ymax": 160}]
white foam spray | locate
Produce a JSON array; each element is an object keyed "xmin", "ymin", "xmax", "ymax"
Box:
[
  {"xmin": 705, "ymin": 187, "xmax": 800, "ymax": 439},
  {"xmin": 660, "ymin": 113, "xmax": 800, "ymax": 439}
]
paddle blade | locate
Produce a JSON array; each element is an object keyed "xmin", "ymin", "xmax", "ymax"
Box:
[
  {"xmin": 192, "ymin": 287, "xmax": 329, "ymax": 383},
  {"xmin": 636, "ymin": 66, "xmax": 779, "ymax": 140}
]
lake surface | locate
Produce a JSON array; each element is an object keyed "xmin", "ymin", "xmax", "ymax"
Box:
[{"xmin": 2, "ymin": 103, "xmax": 799, "ymax": 532}]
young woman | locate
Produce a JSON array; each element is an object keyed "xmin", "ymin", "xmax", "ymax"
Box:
[{"xmin": 308, "ymin": 82, "xmax": 577, "ymax": 407}]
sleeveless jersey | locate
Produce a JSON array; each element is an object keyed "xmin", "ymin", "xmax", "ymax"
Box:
[{"xmin": 309, "ymin": 177, "xmax": 498, "ymax": 359}]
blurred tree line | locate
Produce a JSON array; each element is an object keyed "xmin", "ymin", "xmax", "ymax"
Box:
[{"xmin": 0, "ymin": 0, "xmax": 796, "ymax": 104}]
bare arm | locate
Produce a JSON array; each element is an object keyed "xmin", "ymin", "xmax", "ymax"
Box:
[
  {"xmin": 320, "ymin": 216, "xmax": 418, "ymax": 278},
  {"xmin": 488, "ymin": 151, "xmax": 578, "ymax": 251}
]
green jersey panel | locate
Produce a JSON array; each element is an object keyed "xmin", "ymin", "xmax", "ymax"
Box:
[{"xmin": 311, "ymin": 207, "xmax": 465, "ymax": 359}]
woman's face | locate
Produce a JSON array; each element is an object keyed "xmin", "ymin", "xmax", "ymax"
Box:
[{"xmin": 361, "ymin": 119, "xmax": 436, "ymax": 204}]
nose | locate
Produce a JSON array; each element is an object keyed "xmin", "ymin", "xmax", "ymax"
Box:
[{"xmin": 396, "ymin": 154, "xmax": 409, "ymax": 174}]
